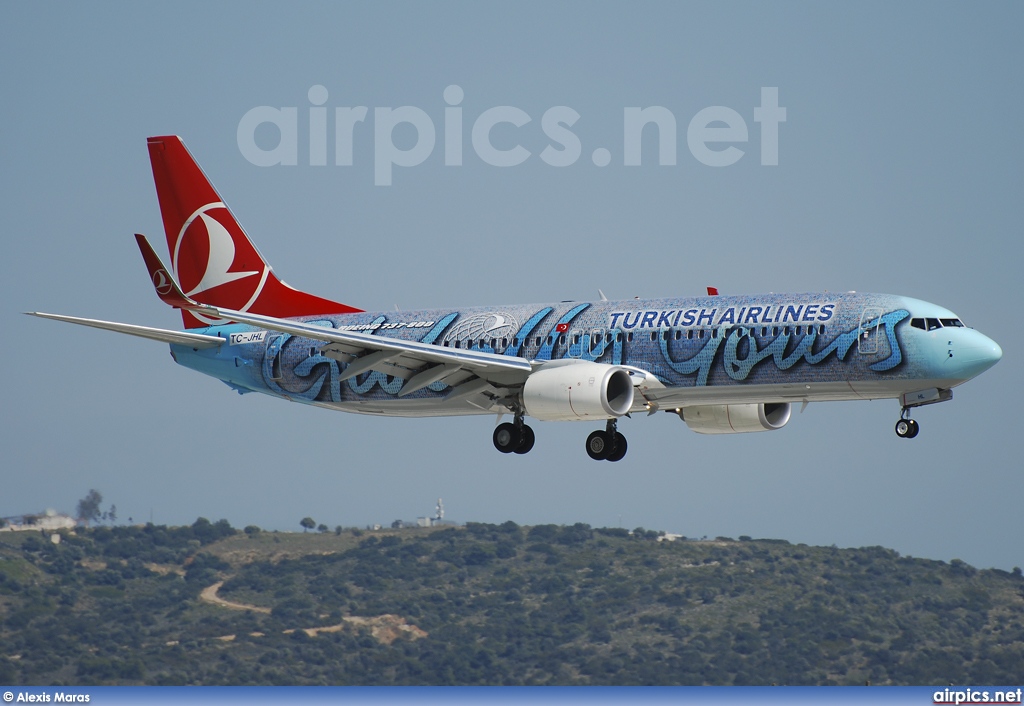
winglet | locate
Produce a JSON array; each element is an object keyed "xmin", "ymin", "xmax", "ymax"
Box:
[{"xmin": 135, "ymin": 233, "xmax": 200, "ymax": 310}]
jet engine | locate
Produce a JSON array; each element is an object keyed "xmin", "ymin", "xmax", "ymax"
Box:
[
  {"xmin": 679, "ymin": 403, "xmax": 792, "ymax": 434},
  {"xmin": 523, "ymin": 361, "xmax": 634, "ymax": 422}
]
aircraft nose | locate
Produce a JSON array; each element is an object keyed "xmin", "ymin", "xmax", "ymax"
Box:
[{"xmin": 951, "ymin": 330, "xmax": 1002, "ymax": 380}]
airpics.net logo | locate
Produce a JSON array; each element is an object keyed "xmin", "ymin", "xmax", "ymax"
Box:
[{"xmin": 237, "ymin": 85, "xmax": 786, "ymax": 186}]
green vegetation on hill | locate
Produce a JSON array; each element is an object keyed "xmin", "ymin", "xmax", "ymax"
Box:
[{"xmin": 1, "ymin": 520, "xmax": 1022, "ymax": 685}]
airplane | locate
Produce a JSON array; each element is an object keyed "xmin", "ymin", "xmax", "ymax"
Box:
[{"xmin": 28, "ymin": 136, "xmax": 1003, "ymax": 461}]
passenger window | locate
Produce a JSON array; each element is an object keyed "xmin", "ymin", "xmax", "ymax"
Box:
[
  {"xmin": 650, "ymin": 332, "xmax": 657, "ymax": 342},
  {"xmin": 698, "ymin": 329, "xmax": 704, "ymax": 339},
  {"xmin": 626, "ymin": 332, "xmax": 633, "ymax": 342},
  {"xmin": 796, "ymin": 326, "xmax": 803, "ymax": 335},
  {"xmin": 686, "ymin": 330, "xmax": 693, "ymax": 340},
  {"xmin": 818, "ymin": 325, "xmax": 825, "ymax": 335},
  {"xmin": 772, "ymin": 327, "xmax": 779, "ymax": 336},
  {"xmin": 674, "ymin": 330, "xmax": 681, "ymax": 340}
]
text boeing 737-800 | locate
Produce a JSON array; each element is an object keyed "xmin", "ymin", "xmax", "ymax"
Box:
[{"xmin": 28, "ymin": 136, "xmax": 1002, "ymax": 461}]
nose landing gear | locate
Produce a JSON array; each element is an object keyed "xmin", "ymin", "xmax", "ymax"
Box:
[{"xmin": 895, "ymin": 409, "xmax": 920, "ymax": 439}]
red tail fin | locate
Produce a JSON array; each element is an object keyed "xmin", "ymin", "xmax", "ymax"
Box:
[{"xmin": 147, "ymin": 135, "xmax": 361, "ymax": 328}]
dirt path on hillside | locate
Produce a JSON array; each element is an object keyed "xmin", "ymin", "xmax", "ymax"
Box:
[
  {"xmin": 199, "ymin": 580, "xmax": 272, "ymax": 613},
  {"xmin": 200, "ymin": 580, "xmax": 427, "ymax": 644}
]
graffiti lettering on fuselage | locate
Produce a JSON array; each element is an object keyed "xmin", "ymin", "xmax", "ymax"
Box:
[
  {"xmin": 258, "ymin": 306, "xmax": 909, "ymax": 402},
  {"xmin": 660, "ymin": 309, "xmax": 909, "ymax": 386},
  {"xmin": 262, "ymin": 315, "xmax": 459, "ymax": 400}
]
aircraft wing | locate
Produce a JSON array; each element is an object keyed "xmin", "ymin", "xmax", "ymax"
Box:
[
  {"xmin": 25, "ymin": 312, "xmax": 223, "ymax": 349},
  {"xmin": 133, "ymin": 232, "xmax": 531, "ymax": 397},
  {"xmin": 198, "ymin": 305, "xmax": 533, "ymax": 397}
]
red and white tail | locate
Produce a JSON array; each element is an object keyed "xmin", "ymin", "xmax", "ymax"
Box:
[{"xmin": 147, "ymin": 135, "xmax": 362, "ymax": 328}]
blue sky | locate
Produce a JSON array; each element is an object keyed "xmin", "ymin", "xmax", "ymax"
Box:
[{"xmin": 2, "ymin": 2, "xmax": 1021, "ymax": 570}]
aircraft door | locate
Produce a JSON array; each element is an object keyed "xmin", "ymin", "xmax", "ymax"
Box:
[
  {"xmin": 858, "ymin": 307, "xmax": 883, "ymax": 355},
  {"xmin": 567, "ymin": 331, "xmax": 583, "ymax": 358}
]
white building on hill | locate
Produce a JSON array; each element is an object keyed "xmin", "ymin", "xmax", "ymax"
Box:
[{"xmin": 0, "ymin": 509, "xmax": 77, "ymax": 532}]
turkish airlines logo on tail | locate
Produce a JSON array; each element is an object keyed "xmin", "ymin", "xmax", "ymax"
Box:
[
  {"xmin": 152, "ymin": 268, "xmax": 174, "ymax": 296},
  {"xmin": 172, "ymin": 203, "xmax": 270, "ymax": 325}
]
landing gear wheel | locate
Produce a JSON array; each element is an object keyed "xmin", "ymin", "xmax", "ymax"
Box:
[
  {"xmin": 586, "ymin": 430, "xmax": 611, "ymax": 460},
  {"xmin": 606, "ymin": 432, "xmax": 628, "ymax": 462},
  {"xmin": 493, "ymin": 422, "xmax": 522, "ymax": 453},
  {"xmin": 514, "ymin": 425, "xmax": 535, "ymax": 454},
  {"xmin": 895, "ymin": 418, "xmax": 920, "ymax": 439}
]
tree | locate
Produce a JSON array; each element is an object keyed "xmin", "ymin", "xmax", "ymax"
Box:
[
  {"xmin": 317, "ymin": 524, "xmax": 329, "ymax": 533},
  {"xmin": 76, "ymin": 489, "xmax": 103, "ymax": 526},
  {"xmin": 300, "ymin": 517, "xmax": 315, "ymax": 533},
  {"xmin": 107, "ymin": 504, "xmax": 117, "ymax": 525}
]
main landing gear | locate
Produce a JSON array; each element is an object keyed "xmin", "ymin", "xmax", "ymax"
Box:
[
  {"xmin": 492, "ymin": 416, "xmax": 628, "ymax": 460},
  {"xmin": 894, "ymin": 408, "xmax": 920, "ymax": 439},
  {"xmin": 493, "ymin": 416, "xmax": 536, "ymax": 455},
  {"xmin": 586, "ymin": 418, "xmax": 628, "ymax": 462}
]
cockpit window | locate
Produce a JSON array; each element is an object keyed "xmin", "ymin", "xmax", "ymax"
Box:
[{"xmin": 911, "ymin": 317, "xmax": 966, "ymax": 331}]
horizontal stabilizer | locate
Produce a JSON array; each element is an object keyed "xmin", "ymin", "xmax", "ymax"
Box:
[{"xmin": 26, "ymin": 312, "xmax": 223, "ymax": 348}]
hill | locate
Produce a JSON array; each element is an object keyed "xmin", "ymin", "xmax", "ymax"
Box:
[{"xmin": 1, "ymin": 520, "xmax": 1022, "ymax": 685}]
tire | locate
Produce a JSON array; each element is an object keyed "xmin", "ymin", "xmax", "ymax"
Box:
[
  {"xmin": 514, "ymin": 425, "xmax": 536, "ymax": 454},
  {"xmin": 586, "ymin": 430, "xmax": 610, "ymax": 460},
  {"xmin": 906, "ymin": 419, "xmax": 919, "ymax": 439},
  {"xmin": 895, "ymin": 419, "xmax": 911, "ymax": 438},
  {"xmin": 493, "ymin": 422, "xmax": 522, "ymax": 453},
  {"xmin": 606, "ymin": 433, "xmax": 628, "ymax": 462}
]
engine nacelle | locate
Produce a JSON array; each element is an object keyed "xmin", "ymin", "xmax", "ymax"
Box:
[
  {"xmin": 523, "ymin": 361, "xmax": 635, "ymax": 422},
  {"xmin": 680, "ymin": 403, "xmax": 792, "ymax": 434}
]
